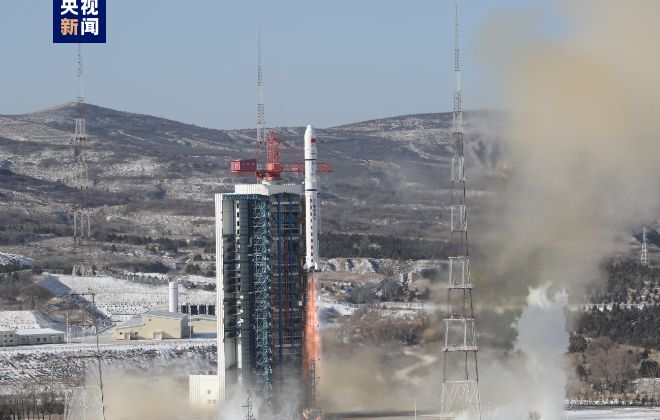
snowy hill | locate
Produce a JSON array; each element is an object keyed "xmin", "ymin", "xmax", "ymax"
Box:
[
  {"xmin": 0, "ymin": 310, "xmax": 64, "ymax": 330},
  {"xmin": 0, "ymin": 252, "xmax": 34, "ymax": 267},
  {"xmin": 40, "ymin": 274, "xmax": 215, "ymax": 321}
]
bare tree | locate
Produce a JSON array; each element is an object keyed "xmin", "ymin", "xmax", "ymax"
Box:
[
  {"xmin": 589, "ymin": 346, "xmax": 637, "ymax": 393},
  {"xmin": 354, "ymin": 283, "xmax": 378, "ymax": 304},
  {"xmin": 527, "ymin": 412, "xmax": 541, "ymax": 420},
  {"xmin": 19, "ymin": 284, "xmax": 54, "ymax": 310}
]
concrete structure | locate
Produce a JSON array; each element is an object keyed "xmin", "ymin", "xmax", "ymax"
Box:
[
  {"xmin": 189, "ymin": 372, "xmax": 219, "ymax": 409},
  {"xmin": 188, "ymin": 315, "xmax": 217, "ymax": 334},
  {"xmin": 113, "ymin": 309, "xmax": 190, "ymax": 340},
  {"xmin": 16, "ymin": 329, "xmax": 65, "ymax": 345},
  {"xmin": 0, "ymin": 328, "xmax": 65, "ymax": 346},
  {"xmin": 1, "ymin": 327, "xmax": 15, "ymax": 347},
  {"xmin": 216, "ymin": 183, "xmax": 308, "ymax": 402},
  {"xmin": 169, "ymin": 281, "xmax": 179, "ymax": 313},
  {"xmin": 208, "ymin": 126, "xmax": 332, "ymax": 411}
]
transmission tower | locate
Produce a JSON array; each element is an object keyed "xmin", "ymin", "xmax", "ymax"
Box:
[
  {"xmin": 65, "ymin": 293, "xmax": 106, "ymax": 420},
  {"xmin": 72, "ymin": 43, "xmax": 93, "ymax": 277},
  {"xmin": 243, "ymin": 390, "xmax": 257, "ymax": 420},
  {"xmin": 257, "ymin": 27, "xmax": 266, "ymax": 145},
  {"xmin": 642, "ymin": 227, "xmax": 649, "ymax": 266},
  {"xmin": 440, "ymin": 5, "xmax": 482, "ymax": 419}
]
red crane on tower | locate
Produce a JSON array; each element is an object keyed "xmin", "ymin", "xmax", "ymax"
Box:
[{"xmin": 230, "ymin": 131, "xmax": 333, "ymax": 180}]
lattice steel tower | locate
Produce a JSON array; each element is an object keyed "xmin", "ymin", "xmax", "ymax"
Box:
[
  {"xmin": 642, "ymin": 227, "xmax": 649, "ymax": 266},
  {"xmin": 441, "ymin": 5, "xmax": 481, "ymax": 419},
  {"xmin": 257, "ymin": 27, "xmax": 266, "ymax": 145},
  {"xmin": 72, "ymin": 43, "xmax": 93, "ymax": 277}
]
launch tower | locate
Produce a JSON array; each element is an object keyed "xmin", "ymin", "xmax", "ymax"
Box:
[
  {"xmin": 440, "ymin": 6, "xmax": 482, "ymax": 419},
  {"xmin": 217, "ymin": 128, "xmax": 332, "ymax": 414}
]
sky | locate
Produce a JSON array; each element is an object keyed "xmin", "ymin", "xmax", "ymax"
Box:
[{"xmin": 0, "ymin": 1, "xmax": 565, "ymax": 130}]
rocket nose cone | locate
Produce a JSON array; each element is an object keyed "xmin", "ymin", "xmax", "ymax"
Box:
[{"xmin": 305, "ymin": 125, "xmax": 316, "ymax": 142}]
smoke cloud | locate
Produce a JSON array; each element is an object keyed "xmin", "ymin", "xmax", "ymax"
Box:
[
  {"xmin": 470, "ymin": 1, "xmax": 660, "ymax": 305},
  {"xmin": 467, "ymin": 1, "xmax": 660, "ymax": 417},
  {"xmin": 473, "ymin": 284, "xmax": 569, "ymax": 420}
]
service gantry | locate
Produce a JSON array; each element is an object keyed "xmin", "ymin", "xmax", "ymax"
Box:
[{"xmin": 217, "ymin": 130, "xmax": 332, "ymax": 414}]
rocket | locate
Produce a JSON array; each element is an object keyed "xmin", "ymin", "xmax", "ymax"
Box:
[{"xmin": 304, "ymin": 125, "xmax": 319, "ymax": 271}]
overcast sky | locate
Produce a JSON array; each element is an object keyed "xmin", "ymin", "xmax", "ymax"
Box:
[{"xmin": 0, "ymin": 1, "xmax": 564, "ymax": 130}]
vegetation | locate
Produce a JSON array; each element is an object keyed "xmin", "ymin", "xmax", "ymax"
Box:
[
  {"xmin": 93, "ymin": 233, "xmax": 217, "ymax": 255},
  {"xmin": 184, "ymin": 263, "xmax": 214, "ymax": 278},
  {"xmin": 572, "ymin": 337, "xmax": 638, "ymax": 394},
  {"xmin": 590, "ymin": 261, "xmax": 660, "ymax": 304},
  {"xmin": 93, "ymin": 233, "xmax": 189, "ymax": 252},
  {"xmin": 343, "ymin": 307, "xmax": 433, "ymax": 346},
  {"xmin": 0, "ymin": 264, "xmax": 32, "ymax": 274},
  {"xmin": 575, "ymin": 304, "xmax": 660, "ymax": 348},
  {"xmin": 319, "ymin": 233, "xmax": 449, "ymax": 260},
  {"xmin": 0, "ymin": 271, "xmax": 36, "ymax": 303},
  {"xmin": 0, "ymin": 383, "xmax": 63, "ymax": 420},
  {"xmin": 19, "ymin": 284, "xmax": 54, "ymax": 309},
  {"xmin": 639, "ymin": 360, "xmax": 660, "ymax": 377}
]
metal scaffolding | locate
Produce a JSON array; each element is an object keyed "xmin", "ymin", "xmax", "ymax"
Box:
[
  {"xmin": 251, "ymin": 197, "xmax": 273, "ymax": 400},
  {"xmin": 72, "ymin": 43, "xmax": 93, "ymax": 277},
  {"xmin": 441, "ymin": 5, "xmax": 481, "ymax": 419},
  {"xmin": 642, "ymin": 227, "xmax": 649, "ymax": 266}
]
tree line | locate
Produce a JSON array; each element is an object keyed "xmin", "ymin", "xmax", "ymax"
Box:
[
  {"xmin": 575, "ymin": 304, "xmax": 660, "ymax": 348},
  {"xmin": 0, "ymin": 270, "xmax": 54, "ymax": 309},
  {"xmin": 590, "ymin": 261, "xmax": 660, "ymax": 304},
  {"xmin": 0, "ymin": 382, "xmax": 63, "ymax": 420},
  {"xmin": 319, "ymin": 233, "xmax": 450, "ymax": 260}
]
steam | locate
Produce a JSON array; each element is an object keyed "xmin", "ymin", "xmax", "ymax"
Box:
[
  {"xmin": 470, "ymin": 1, "xmax": 660, "ymax": 304},
  {"xmin": 476, "ymin": 283, "xmax": 569, "ymax": 420},
  {"xmin": 468, "ymin": 1, "xmax": 660, "ymax": 417}
]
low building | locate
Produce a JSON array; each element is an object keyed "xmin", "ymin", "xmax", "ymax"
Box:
[
  {"xmin": 0, "ymin": 328, "xmax": 65, "ymax": 346},
  {"xmin": 113, "ymin": 309, "xmax": 190, "ymax": 340},
  {"xmin": 1, "ymin": 327, "xmax": 16, "ymax": 347},
  {"xmin": 15, "ymin": 329, "xmax": 65, "ymax": 345},
  {"xmin": 188, "ymin": 315, "xmax": 217, "ymax": 334},
  {"xmin": 189, "ymin": 372, "xmax": 219, "ymax": 409}
]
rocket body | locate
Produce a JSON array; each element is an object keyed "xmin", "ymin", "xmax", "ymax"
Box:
[{"xmin": 304, "ymin": 125, "xmax": 319, "ymax": 271}]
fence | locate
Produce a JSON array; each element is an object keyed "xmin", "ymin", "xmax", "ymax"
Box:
[
  {"xmin": 47, "ymin": 270, "xmax": 212, "ymax": 288},
  {"xmin": 569, "ymin": 302, "xmax": 658, "ymax": 312},
  {"xmin": 319, "ymin": 297, "xmax": 437, "ymax": 311}
]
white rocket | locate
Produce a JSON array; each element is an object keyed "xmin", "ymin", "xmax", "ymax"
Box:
[{"xmin": 304, "ymin": 125, "xmax": 319, "ymax": 271}]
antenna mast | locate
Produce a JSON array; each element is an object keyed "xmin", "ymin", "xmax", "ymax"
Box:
[
  {"xmin": 72, "ymin": 43, "xmax": 93, "ymax": 277},
  {"xmin": 441, "ymin": 5, "xmax": 482, "ymax": 419},
  {"xmin": 257, "ymin": 27, "xmax": 266, "ymax": 145},
  {"xmin": 642, "ymin": 227, "xmax": 649, "ymax": 266}
]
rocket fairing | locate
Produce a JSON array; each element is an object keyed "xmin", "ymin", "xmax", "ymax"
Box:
[{"xmin": 304, "ymin": 125, "xmax": 319, "ymax": 271}]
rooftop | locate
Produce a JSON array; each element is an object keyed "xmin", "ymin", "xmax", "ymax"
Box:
[
  {"xmin": 190, "ymin": 314, "xmax": 217, "ymax": 320},
  {"xmin": 15, "ymin": 328, "xmax": 65, "ymax": 335},
  {"xmin": 143, "ymin": 309, "xmax": 187, "ymax": 320},
  {"xmin": 114, "ymin": 317, "xmax": 145, "ymax": 329}
]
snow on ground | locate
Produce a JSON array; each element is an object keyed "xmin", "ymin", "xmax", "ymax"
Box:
[
  {"xmin": 566, "ymin": 407, "xmax": 660, "ymax": 419},
  {"xmin": 373, "ymin": 408, "xmax": 660, "ymax": 420},
  {"xmin": 40, "ymin": 274, "xmax": 214, "ymax": 320},
  {"xmin": 369, "ymin": 308, "xmax": 420, "ymax": 320},
  {"xmin": 320, "ymin": 299, "xmax": 359, "ymax": 317},
  {"xmin": 0, "ymin": 252, "xmax": 34, "ymax": 267},
  {"xmin": 0, "ymin": 341, "xmax": 216, "ymax": 383},
  {"xmin": 321, "ymin": 258, "xmax": 443, "ymax": 285},
  {"xmin": 0, "ymin": 310, "xmax": 64, "ymax": 330}
]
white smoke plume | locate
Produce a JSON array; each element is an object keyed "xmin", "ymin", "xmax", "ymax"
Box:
[{"xmin": 477, "ymin": 283, "xmax": 569, "ymax": 420}]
